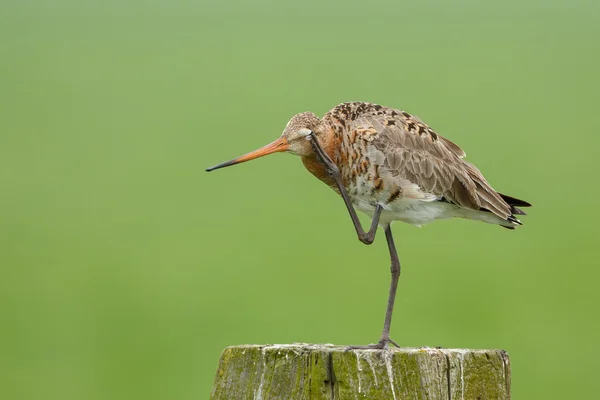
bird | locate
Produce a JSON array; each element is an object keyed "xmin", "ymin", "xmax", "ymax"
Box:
[{"xmin": 206, "ymin": 101, "xmax": 531, "ymax": 349}]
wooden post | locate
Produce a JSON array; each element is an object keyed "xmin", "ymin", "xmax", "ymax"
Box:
[{"xmin": 211, "ymin": 344, "xmax": 510, "ymax": 399}]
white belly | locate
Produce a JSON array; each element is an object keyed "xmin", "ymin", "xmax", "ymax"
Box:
[
  {"xmin": 353, "ymin": 197, "xmax": 454, "ymax": 226},
  {"xmin": 352, "ymin": 196, "xmax": 504, "ymax": 227}
]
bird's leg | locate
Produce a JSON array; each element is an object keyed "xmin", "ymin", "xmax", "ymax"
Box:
[
  {"xmin": 309, "ymin": 133, "xmax": 400, "ymax": 349},
  {"xmin": 347, "ymin": 224, "xmax": 401, "ymax": 350},
  {"xmin": 308, "ymin": 133, "xmax": 382, "ymax": 245}
]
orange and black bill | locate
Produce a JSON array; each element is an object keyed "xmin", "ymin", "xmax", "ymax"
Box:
[{"xmin": 205, "ymin": 137, "xmax": 289, "ymax": 172}]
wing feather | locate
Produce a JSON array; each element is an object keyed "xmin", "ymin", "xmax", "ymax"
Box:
[{"xmin": 332, "ymin": 103, "xmax": 512, "ymax": 219}]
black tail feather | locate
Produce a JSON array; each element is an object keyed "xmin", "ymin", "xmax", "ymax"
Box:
[
  {"xmin": 499, "ymin": 193, "xmax": 531, "ymax": 216},
  {"xmin": 507, "ymin": 215, "xmax": 523, "ymax": 225},
  {"xmin": 499, "ymin": 193, "xmax": 531, "ymax": 207},
  {"xmin": 511, "ymin": 207, "xmax": 527, "ymax": 215}
]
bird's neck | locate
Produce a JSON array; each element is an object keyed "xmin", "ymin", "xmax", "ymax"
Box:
[{"xmin": 300, "ymin": 128, "xmax": 340, "ymax": 191}]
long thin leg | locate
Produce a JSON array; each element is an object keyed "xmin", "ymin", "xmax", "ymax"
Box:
[
  {"xmin": 348, "ymin": 224, "xmax": 402, "ymax": 349},
  {"xmin": 309, "ymin": 134, "xmax": 402, "ymax": 349},
  {"xmin": 380, "ymin": 224, "xmax": 401, "ymax": 345},
  {"xmin": 309, "ymin": 133, "xmax": 382, "ymax": 244}
]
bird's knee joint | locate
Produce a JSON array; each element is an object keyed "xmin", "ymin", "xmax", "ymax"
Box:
[{"xmin": 359, "ymin": 237, "xmax": 374, "ymax": 245}]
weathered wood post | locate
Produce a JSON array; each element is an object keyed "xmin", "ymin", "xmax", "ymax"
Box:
[{"xmin": 211, "ymin": 344, "xmax": 510, "ymax": 399}]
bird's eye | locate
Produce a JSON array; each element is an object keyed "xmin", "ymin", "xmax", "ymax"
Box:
[
  {"xmin": 297, "ymin": 128, "xmax": 313, "ymax": 137},
  {"xmin": 297, "ymin": 128, "xmax": 313, "ymax": 139}
]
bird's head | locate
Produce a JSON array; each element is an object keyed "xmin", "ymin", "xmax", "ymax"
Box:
[{"xmin": 205, "ymin": 112, "xmax": 323, "ymax": 172}]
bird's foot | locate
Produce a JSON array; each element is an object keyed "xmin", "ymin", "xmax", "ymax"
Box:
[{"xmin": 346, "ymin": 337, "xmax": 400, "ymax": 351}]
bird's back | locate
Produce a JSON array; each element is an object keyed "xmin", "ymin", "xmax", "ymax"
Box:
[{"xmin": 321, "ymin": 102, "xmax": 530, "ymax": 228}]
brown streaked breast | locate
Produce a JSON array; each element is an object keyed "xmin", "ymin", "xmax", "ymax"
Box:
[{"xmin": 301, "ymin": 155, "xmax": 337, "ymax": 189}]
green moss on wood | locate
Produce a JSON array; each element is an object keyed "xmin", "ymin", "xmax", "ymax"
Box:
[{"xmin": 211, "ymin": 344, "xmax": 511, "ymax": 399}]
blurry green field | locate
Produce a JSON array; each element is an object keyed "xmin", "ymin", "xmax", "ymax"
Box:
[{"xmin": 1, "ymin": 1, "xmax": 599, "ymax": 399}]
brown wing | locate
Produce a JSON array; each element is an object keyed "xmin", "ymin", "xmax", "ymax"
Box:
[{"xmin": 326, "ymin": 102, "xmax": 512, "ymax": 219}]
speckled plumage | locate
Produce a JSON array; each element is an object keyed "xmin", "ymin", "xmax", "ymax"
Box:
[{"xmin": 296, "ymin": 102, "xmax": 530, "ymax": 227}]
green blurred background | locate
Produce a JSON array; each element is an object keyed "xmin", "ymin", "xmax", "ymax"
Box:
[{"xmin": 1, "ymin": 0, "xmax": 599, "ymax": 398}]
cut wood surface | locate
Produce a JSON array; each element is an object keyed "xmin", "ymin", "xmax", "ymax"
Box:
[{"xmin": 211, "ymin": 344, "xmax": 510, "ymax": 399}]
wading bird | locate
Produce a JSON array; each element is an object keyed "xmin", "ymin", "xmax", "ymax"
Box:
[{"xmin": 206, "ymin": 101, "xmax": 530, "ymax": 349}]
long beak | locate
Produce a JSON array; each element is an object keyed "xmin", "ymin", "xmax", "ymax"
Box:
[{"xmin": 205, "ymin": 137, "xmax": 289, "ymax": 172}]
